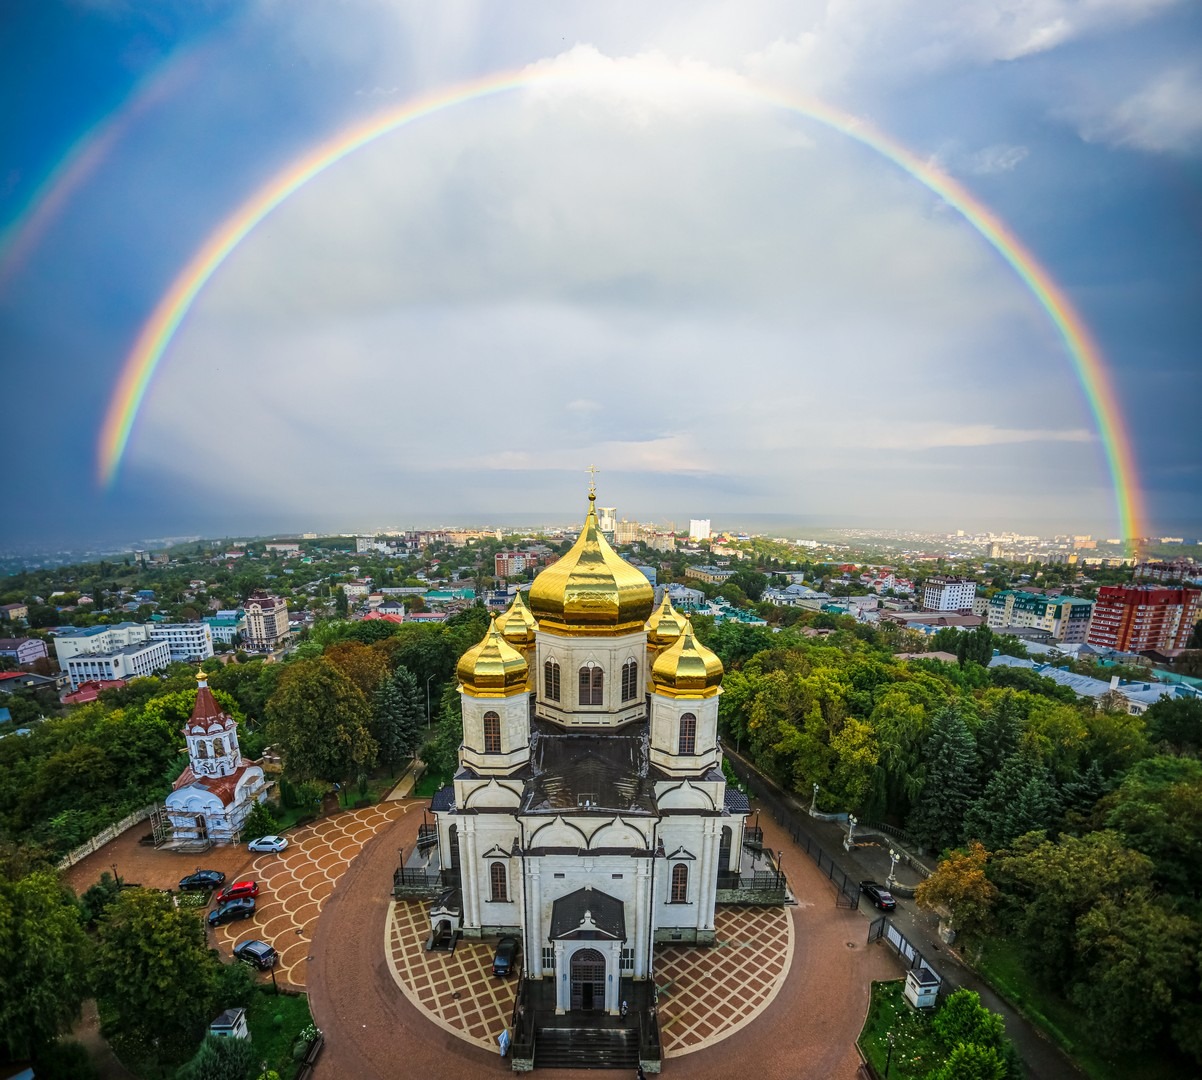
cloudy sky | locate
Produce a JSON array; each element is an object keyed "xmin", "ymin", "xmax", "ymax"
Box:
[{"xmin": 2, "ymin": 1, "xmax": 1199, "ymax": 547}]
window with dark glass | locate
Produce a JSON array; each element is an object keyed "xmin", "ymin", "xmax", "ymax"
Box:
[
  {"xmin": 579, "ymin": 662, "xmax": 603, "ymax": 705},
  {"xmin": 483, "ymin": 711, "xmax": 501, "ymax": 754},
  {"xmin": 489, "ymin": 861, "xmax": 508, "ymax": 903},
  {"xmin": 678, "ymin": 712, "xmax": 697, "ymax": 755},
  {"xmin": 621, "ymin": 658, "xmax": 639, "ymax": 701},
  {"xmin": 544, "ymin": 658, "xmax": 560, "ymax": 701},
  {"xmin": 670, "ymin": 862, "xmax": 688, "ymax": 903}
]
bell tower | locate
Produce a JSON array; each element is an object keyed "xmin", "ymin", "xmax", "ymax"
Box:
[
  {"xmin": 457, "ymin": 617, "xmax": 531, "ymax": 776},
  {"xmin": 183, "ymin": 669, "xmax": 241, "ymax": 779}
]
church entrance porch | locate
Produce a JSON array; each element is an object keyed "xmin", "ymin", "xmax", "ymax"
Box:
[{"xmin": 570, "ymin": 948, "xmax": 606, "ymax": 1012}]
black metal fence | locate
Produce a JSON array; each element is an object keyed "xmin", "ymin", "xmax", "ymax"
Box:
[
  {"xmin": 867, "ymin": 915, "xmax": 945, "ymax": 989},
  {"xmin": 392, "ymin": 866, "xmax": 459, "ymax": 894},
  {"xmin": 727, "ymin": 753, "xmax": 861, "ymax": 908}
]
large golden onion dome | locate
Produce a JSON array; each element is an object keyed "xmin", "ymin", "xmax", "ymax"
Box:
[
  {"xmin": 651, "ymin": 618, "xmax": 723, "ymax": 698},
  {"xmin": 645, "ymin": 591, "xmax": 686, "ymax": 646},
  {"xmin": 495, "ymin": 590, "xmax": 538, "ymax": 647},
  {"xmin": 457, "ymin": 616, "xmax": 529, "ymax": 698},
  {"xmin": 529, "ymin": 494, "xmax": 655, "ymax": 636}
]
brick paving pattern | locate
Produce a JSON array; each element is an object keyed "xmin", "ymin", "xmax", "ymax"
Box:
[
  {"xmin": 212, "ymin": 801, "xmax": 415, "ymax": 986},
  {"xmin": 386, "ymin": 900, "xmax": 792, "ymax": 1056}
]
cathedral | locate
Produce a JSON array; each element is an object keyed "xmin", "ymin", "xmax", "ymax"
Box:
[
  {"xmin": 430, "ymin": 492, "xmax": 749, "ymax": 1018},
  {"xmin": 165, "ymin": 670, "xmax": 267, "ymax": 845}
]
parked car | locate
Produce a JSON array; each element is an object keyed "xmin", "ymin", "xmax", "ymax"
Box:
[
  {"xmin": 217, "ymin": 880, "xmax": 260, "ymax": 904},
  {"xmin": 208, "ymin": 897, "xmax": 256, "ymax": 927},
  {"xmin": 233, "ymin": 939, "xmax": 278, "ymax": 970},
  {"xmin": 248, "ymin": 835, "xmax": 288, "ymax": 853},
  {"xmin": 492, "ymin": 935, "xmax": 520, "ymax": 977},
  {"xmin": 860, "ymin": 881, "xmax": 897, "ymax": 911},
  {"xmin": 179, "ymin": 869, "xmax": 226, "ymax": 892}
]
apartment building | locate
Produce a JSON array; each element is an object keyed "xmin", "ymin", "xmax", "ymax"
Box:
[
  {"xmin": 243, "ymin": 592, "xmax": 290, "ymax": 649},
  {"xmin": 148, "ymin": 622, "xmax": 215, "ymax": 663},
  {"xmin": 64, "ymin": 639, "xmax": 171, "ymax": 690},
  {"xmin": 921, "ymin": 576, "xmax": 977, "ymax": 611},
  {"xmin": 987, "ymin": 590, "xmax": 1094, "ymax": 644},
  {"xmin": 1087, "ymin": 585, "xmax": 1201, "ymax": 652}
]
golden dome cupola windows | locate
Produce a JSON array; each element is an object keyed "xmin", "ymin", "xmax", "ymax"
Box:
[
  {"xmin": 621, "ymin": 658, "xmax": 639, "ymax": 702},
  {"xmin": 579, "ymin": 661, "xmax": 603, "ymax": 706},
  {"xmin": 544, "ymin": 658, "xmax": 561, "ymax": 701}
]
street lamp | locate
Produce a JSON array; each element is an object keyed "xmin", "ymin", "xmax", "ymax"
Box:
[
  {"xmin": 885, "ymin": 1031, "xmax": 895, "ymax": 1078},
  {"xmin": 847, "ymin": 814, "xmax": 858, "ymax": 847},
  {"xmin": 887, "ymin": 848, "xmax": 899, "ymax": 887},
  {"xmin": 810, "ymin": 782, "xmax": 819, "ymax": 814}
]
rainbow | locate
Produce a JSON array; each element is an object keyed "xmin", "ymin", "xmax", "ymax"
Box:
[
  {"xmin": 0, "ymin": 44, "xmax": 209, "ymax": 292},
  {"xmin": 96, "ymin": 57, "xmax": 1144, "ymax": 546}
]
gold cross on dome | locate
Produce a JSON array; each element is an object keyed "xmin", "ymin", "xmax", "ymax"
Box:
[{"xmin": 585, "ymin": 463, "xmax": 600, "ymax": 497}]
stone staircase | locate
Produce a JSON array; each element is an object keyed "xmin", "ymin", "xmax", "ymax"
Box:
[{"xmin": 533, "ymin": 1026, "xmax": 640, "ymax": 1070}]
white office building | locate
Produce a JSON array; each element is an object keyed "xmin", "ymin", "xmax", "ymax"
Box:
[
  {"xmin": 689, "ymin": 519, "xmax": 712, "ymax": 542},
  {"xmin": 64, "ymin": 639, "xmax": 172, "ymax": 690},
  {"xmin": 52, "ymin": 623, "xmax": 150, "ymax": 666},
  {"xmin": 149, "ymin": 622, "xmax": 215, "ymax": 663},
  {"xmin": 922, "ymin": 576, "xmax": 977, "ymax": 612}
]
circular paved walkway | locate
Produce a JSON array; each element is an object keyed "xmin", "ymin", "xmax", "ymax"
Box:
[
  {"xmin": 386, "ymin": 901, "xmax": 792, "ymax": 1056},
  {"xmin": 309, "ymin": 805, "xmax": 894, "ymax": 1079}
]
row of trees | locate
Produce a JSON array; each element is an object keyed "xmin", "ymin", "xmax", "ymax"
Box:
[{"xmin": 709, "ymin": 615, "xmax": 1202, "ymax": 1069}]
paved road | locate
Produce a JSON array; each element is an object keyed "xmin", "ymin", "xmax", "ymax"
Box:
[{"xmin": 728, "ymin": 753, "xmax": 1083, "ymax": 1080}]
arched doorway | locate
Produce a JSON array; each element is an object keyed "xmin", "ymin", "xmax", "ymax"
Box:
[
  {"xmin": 447, "ymin": 824, "xmax": 460, "ymax": 871},
  {"xmin": 195, "ymin": 814, "xmax": 208, "ymax": 840},
  {"xmin": 719, "ymin": 825, "xmax": 733, "ymax": 873},
  {"xmin": 570, "ymin": 948, "xmax": 606, "ymax": 1012}
]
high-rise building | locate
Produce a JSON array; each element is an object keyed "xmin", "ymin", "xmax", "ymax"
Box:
[
  {"xmin": 689, "ymin": 519, "xmax": 711, "ymax": 542},
  {"xmin": 1087, "ymin": 585, "xmax": 1201, "ymax": 652},
  {"xmin": 148, "ymin": 622, "xmax": 215, "ymax": 663},
  {"xmin": 922, "ymin": 576, "xmax": 977, "ymax": 612},
  {"xmin": 987, "ymin": 591, "xmax": 1094, "ymax": 643},
  {"xmin": 596, "ymin": 506, "xmax": 617, "ymax": 536}
]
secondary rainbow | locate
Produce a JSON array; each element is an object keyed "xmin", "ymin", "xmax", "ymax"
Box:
[{"xmin": 96, "ymin": 60, "xmax": 1144, "ymax": 545}]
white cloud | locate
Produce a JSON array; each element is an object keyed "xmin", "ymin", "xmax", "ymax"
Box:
[{"xmin": 1076, "ymin": 67, "xmax": 1202, "ymax": 153}]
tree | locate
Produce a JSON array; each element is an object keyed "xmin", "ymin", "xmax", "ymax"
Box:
[
  {"xmin": 909, "ymin": 705, "xmax": 978, "ymax": 853},
  {"xmin": 334, "ymin": 586, "xmax": 348, "ymax": 617},
  {"xmin": 1070, "ymin": 888, "xmax": 1197, "ymax": 1052},
  {"xmin": 956, "ymin": 625, "xmax": 994, "ymax": 668},
  {"xmin": 372, "ymin": 666, "xmax": 425, "ymax": 773},
  {"xmin": 915, "ymin": 842, "xmax": 998, "ymax": 939},
  {"xmin": 176, "ymin": 1033, "xmax": 258, "ymax": 1080},
  {"xmin": 974, "ymin": 692, "xmax": 1022, "ymax": 776},
  {"xmin": 324, "ymin": 641, "xmax": 389, "ymax": 699},
  {"xmin": 265, "ymin": 657, "xmax": 377, "ymax": 785},
  {"xmin": 1144, "ymin": 696, "xmax": 1202, "ymax": 756},
  {"xmin": 924, "ymin": 1042, "xmax": 1007, "ymax": 1080},
  {"xmin": 965, "ymin": 754, "xmax": 1059, "ymax": 850},
  {"xmin": 931, "ymin": 989, "xmax": 1007, "ymax": 1052},
  {"xmin": 0, "ymin": 871, "xmax": 90, "ymax": 1060},
  {"xmin": 241, "ymin": 799, "xmax": 279, "ymax": 840},
  {"xmin": 93, "ymin": 888, "xmax": 218, "ymax": 1052}
]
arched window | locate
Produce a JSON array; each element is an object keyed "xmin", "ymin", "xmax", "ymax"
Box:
[
  {"xmin": 579, "ymin": 662, "xmax": 603, "ymax": 706},
  {"xmin": 196, "ymin": 740, "xmax": 208, "ymax": 759},
  {"xmin": 489, "ymin": 861, "xmax": 508, "ymax": 903},
  {"xmin": 670, "ymin": 862, "xmax": 689, "ymax": 903},
  {"xmin": 544, "ymin": 658, "xmax": 561, "ymax": 702},
  {"xmin": 678, "ymin": 713, "xmax": 697, "ymax": 756},
  {"xmin": 621, "ymin": 658, "xmax": 639, "ymax": 702},
  {"xmin": 483, "ymin": 711, "xmax": 501, "ymax": 754},
  {"xmin": 213, "ymin": 737, "xmax": 226, "ymax": 757}
]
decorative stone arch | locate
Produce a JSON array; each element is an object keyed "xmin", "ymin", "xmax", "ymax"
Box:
[
  {"xmin": 578, "ymin": 660, "xmax": 603, "ymax": 706},
  {"xmin": 527, "ymin": 815, "xmax": 592, "ymax": 849},
  {"xmin": 569, "ymin": 947, "xmax": 607, "ymax": 1012},
  {"xmin": 657, "ymin": 781, "xmax": 716, "ymax": 811}
]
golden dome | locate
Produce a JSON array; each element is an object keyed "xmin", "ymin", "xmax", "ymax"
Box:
[
  {"xmin": 457, "ymin": 617, "xmax": 529, "ymax": 698},
  {"xmin": 645, "ymin": 591, "xmax": 686, "ymax": 646},
  {"xmin": 496, "ymin": 590, "xmax": 538, "ymax": 647},
  {"xmin": 529, "ymin": 495, "xmax": 655, "ymax": 636},
  {"xmin": 651, "ymin": 619, "xmax": 723, "ymax": 698}
]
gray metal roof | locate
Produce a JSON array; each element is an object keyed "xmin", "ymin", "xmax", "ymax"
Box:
[{"xmin": 549, "ymin": 885, "xmax": 626, "ymax": 941}]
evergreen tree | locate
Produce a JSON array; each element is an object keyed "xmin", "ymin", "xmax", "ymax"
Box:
[
  {"xmin": 1059, "ymin": 758, "xmax": 1111, "ymax": 831},
  {"xmin": 372, "ymin": 666, "xmax": 426, "ymax": 773},
  {"xmin": 909, "ymin": 705, "xmax": 978, "ymax": 853},
  {"xmin": 956, "ymin": 624, "xmax": 994, "ymax": 668},
  {"xmin": 975, "ymin": 692, "xmax": 1022, "ymax": 776},
  {"xmin": 965, "ymin": 754, "xmax": 1060, "ymax": 849}
]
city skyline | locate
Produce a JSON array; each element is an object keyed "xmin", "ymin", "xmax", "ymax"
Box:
[{"xmin": 3, "ymin": 1, "xmax": 1200, "ymax": 547}]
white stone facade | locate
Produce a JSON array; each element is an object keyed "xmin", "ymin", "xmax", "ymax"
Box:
[{"xmin": 148, "ymin": 622, "xmax": 215, "ymax": 663}]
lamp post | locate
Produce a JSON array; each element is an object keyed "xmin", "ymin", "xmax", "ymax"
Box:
[
  {"xmin": 885, "ymin": 1031, "xmax": 895, "ymax": 1078},
  {"xmin": 846, "ymin": 814, "xmax": 858, "ymax": 850},
  {"xmin": 810, "ymin": 782, "xmax": 819, "ymax": 815},
  {"xmin": 887, "ymin": 848, "xmax": 899, "ymax": 888}
]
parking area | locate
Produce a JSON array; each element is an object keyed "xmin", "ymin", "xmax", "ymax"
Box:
[{"xmin": 65, "ymin": 800, "xmax": 420, "ymax": 989}]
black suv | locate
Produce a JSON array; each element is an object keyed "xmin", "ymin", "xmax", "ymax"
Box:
[
  {"xmin": 492, "ymin": 935, "xmax": 520, "ymax": 977},
  {"xmin": 179, "ymin": 869, "xmax": 226, "ymax": 891},
  {"xmin": 233, "ymin": 939, "xmax": 278, "ymax": 970}
]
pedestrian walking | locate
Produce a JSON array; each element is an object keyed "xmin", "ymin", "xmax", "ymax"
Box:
[{"xmin": 620, "ymin": 999, "xmax": 629, "ymax": 1019}]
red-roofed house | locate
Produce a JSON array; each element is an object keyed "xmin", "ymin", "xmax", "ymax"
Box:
[
  {"xmin": 62, "ymin": 679, "xmax": 127, "ymax": 705},
  {"xmin": 165, "ymin": 671, "xmax": 266, "ymax": 845}
]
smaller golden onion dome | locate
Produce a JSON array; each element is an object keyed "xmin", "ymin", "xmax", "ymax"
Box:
[
  {"xmin": 651, "ymin": 618, "xmax": 723, "ymax": 698},
  {"xmin": 496, "ymin": 590, "xmax": 538, "ymax": 647},
  {"xmin": 645, "ymin": 591, "xmax": 686, "ymax": 646},
  {"xmin": 457, "ymin": 616, "xmax": 529, "ymax": 698}
]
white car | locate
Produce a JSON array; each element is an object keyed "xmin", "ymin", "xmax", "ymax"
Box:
[{"xmin": 247, "ymin": 835, "xmax": 288, "ymax": 853}]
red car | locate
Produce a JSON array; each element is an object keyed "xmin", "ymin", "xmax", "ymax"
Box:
[{"xmin": 216, "ymin": 880, "xmax": 260, "ymax": 904}]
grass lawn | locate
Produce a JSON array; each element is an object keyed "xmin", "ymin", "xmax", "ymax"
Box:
[
  {"xmin": 244, "ymin": 987, "xmax": 314, "ymax": 1080},
  {"xmin": 974, "ymin": 937, "xmax": 1184, "ymax": 1080},
  {"xmin": 413, "ymin": 769, "xmax": 451, "ymax": 797},
  {"xmin": 857, "ymin": 980, "xmax": 945, "ymax": 1079}
]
